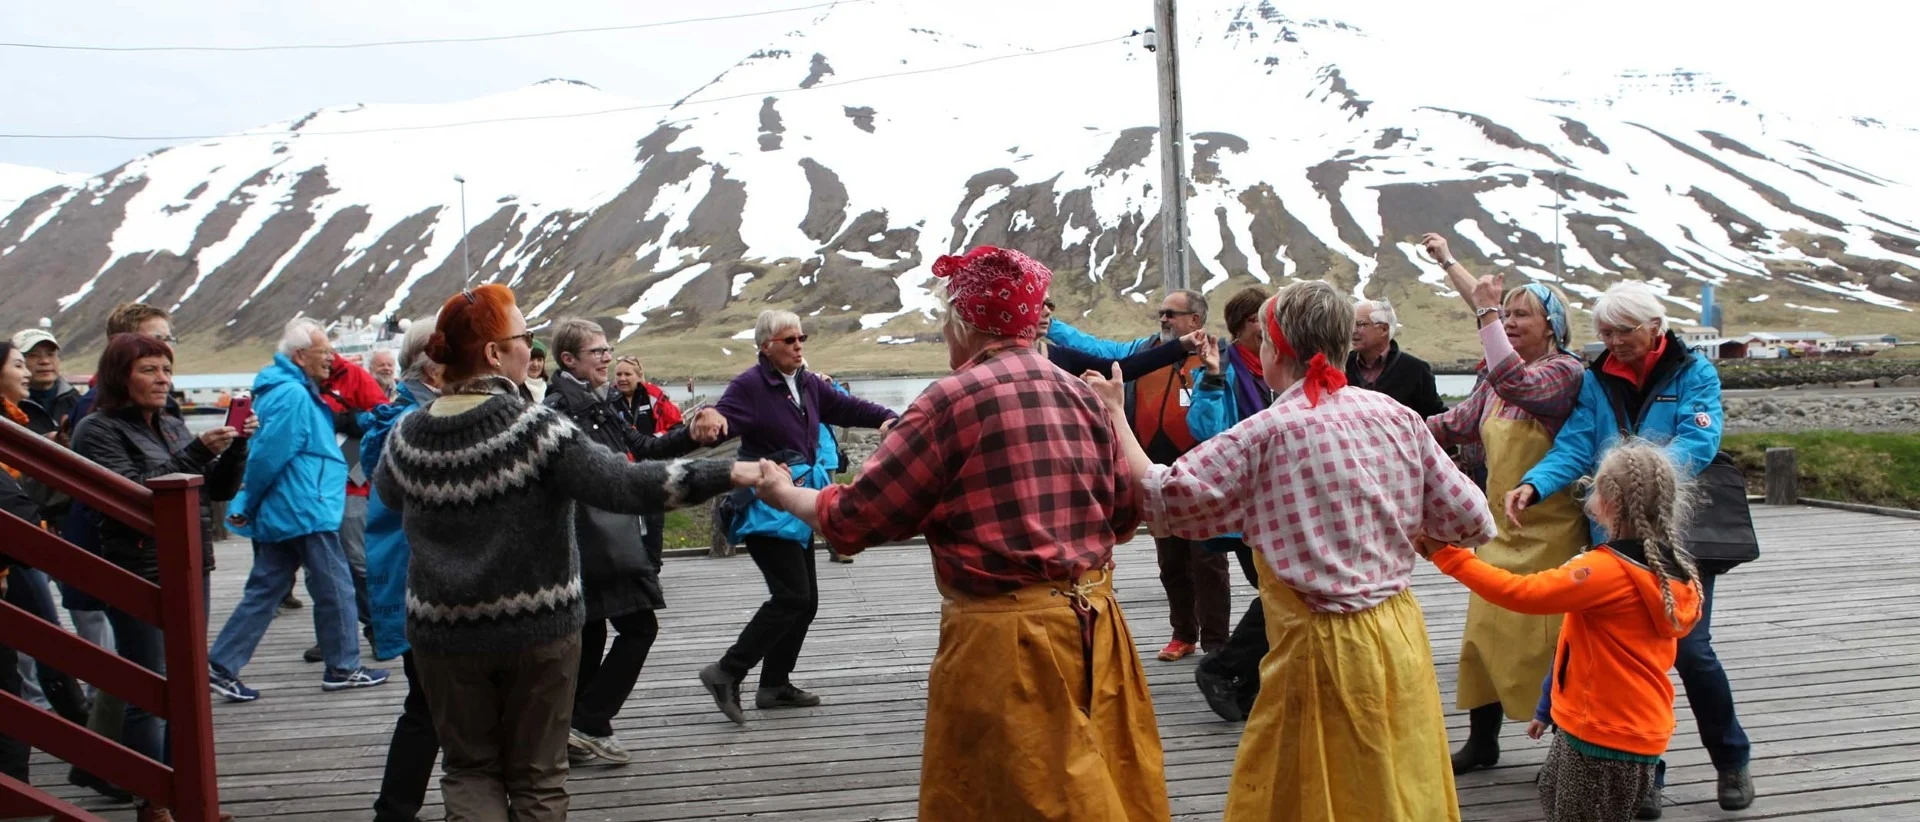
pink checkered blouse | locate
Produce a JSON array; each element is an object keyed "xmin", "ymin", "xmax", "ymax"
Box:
[{"xmin": 1144, "ymin": 383, "xmax": 1496, "ymax": 613}]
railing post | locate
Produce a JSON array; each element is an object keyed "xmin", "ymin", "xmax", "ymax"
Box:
[
  {"xmin": 150, "ymin": 474, "xmax": 218, "ymax": 822},
  {"xmin": 1765, "ymin": 447, "xmax": 1799, "ymax": 506}
]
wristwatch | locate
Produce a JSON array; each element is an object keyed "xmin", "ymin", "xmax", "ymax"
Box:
[{"xmin": 1439, "ymin": 257, "xmax": 1459, "ymax": 268}]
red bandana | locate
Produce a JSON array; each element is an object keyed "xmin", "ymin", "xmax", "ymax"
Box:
[
  {"xmin": 932, "ymin": 246, "xmax": 1052, "ymax": 341},
  {"xmin": 1263, "ymin": 299, "xmax": 1348, "ymax": 407}
]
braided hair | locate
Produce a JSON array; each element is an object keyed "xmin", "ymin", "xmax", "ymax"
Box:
[{"xmin": 1587, "ymin": 439, "xmax": 1702, "ymax": 632}]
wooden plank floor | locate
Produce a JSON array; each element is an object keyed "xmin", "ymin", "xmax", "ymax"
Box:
[{"xmin": 24, "ymin": 504, "xmax": 1920, "ymax": 821}]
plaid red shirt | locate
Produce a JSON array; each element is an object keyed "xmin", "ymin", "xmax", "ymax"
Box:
[
  {"xmin": 1429, "ymin": 320, "xmax": 1587, "ymax": 451},
  {"xmin": 814, "ymin": 341, "xmax": 1143, "ymax": 596}
]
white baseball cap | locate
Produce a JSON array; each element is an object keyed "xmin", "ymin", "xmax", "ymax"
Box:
[{"xmin": 11, "ymin": 329, "xmax": 58, "ymax": 352}]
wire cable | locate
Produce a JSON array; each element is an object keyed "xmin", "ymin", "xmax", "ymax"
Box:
[
  {"xmin": 0, "ymin": 1, "xmax": 877, "ymax": 53},
  {"xmin": 0, "ymin": 34, "xmax": 1132, "ymax": 141}
]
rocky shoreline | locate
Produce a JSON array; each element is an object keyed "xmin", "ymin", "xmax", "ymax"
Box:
[{"xmin": 1724, "ymin": 387, "xmax": 1920, "ymax": 433}]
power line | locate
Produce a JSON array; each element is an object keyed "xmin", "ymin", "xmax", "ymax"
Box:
[
  {"xmin": 0, "ymin": 35, "xmax": 1132, "ymax": 142},
  {"xmin": 0, "ymin": 1, "xmax": 875, "ymax": 53}
]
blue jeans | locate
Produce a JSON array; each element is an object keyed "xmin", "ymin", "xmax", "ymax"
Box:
[
  {"xmin": 210, "ymin": 531, "xmax": 360, "ymax": 677},
  {"xmin": 105, "ymin": 571, "xmax": 209, "ymax": 767},
  {"xmin": 1656, "ymin": 570, "xmax": 1752, "ymax": 784}
]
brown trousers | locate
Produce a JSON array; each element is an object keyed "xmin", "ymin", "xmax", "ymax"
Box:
[
  {"xmin": 415, "ymin": 635, "xmax": 583, "ymax": 822},
  {"xmin": 1154, "ymin": 536, "xmax": 1232, "ymax": 648}
]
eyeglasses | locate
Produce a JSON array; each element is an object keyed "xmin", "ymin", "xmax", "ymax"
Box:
[
  {"xmin": 1596, "ymin": 324, "xmax": 1647, "ymax": 342},
  {"xmin": 582, "ymin": 346, "xmax": 614, "ymax": 359},
  {"xmin": 775, "ymin": 334, "xmax": 809, "ymax": 345},
  {"xmin": 1157, "ymin": 309, "xmax": 1197, "ymax": 319},
  {"xmin": 150, "ymin": 334, "xmax": 179, "ymax": 344},
  {"xmin": 497, "ymin": 332, "xmax": 535, "ymax": 347},
  {"xmin": 1354, "ymin": 320, "xmax": 1390, "ymax": 330}
]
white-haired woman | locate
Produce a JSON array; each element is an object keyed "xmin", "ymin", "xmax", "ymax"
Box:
[
  {"xmin": 1509, "ymin": 279, "xmax": 1754, "ymax": 814},
  {"xmin": 1419, "ymin": 234, "xmax": 1591, "ymax": 775},
  {"xmin": 696, "ymin": 310, "xmax": 897, "ymax": 724},
  {"xmin": 1088, "ymin": 280, "xmax": 1495, "ymax": 821}
]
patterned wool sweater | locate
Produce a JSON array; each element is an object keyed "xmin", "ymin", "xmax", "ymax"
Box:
[{"xmin": 374, "ymin": 383, "xmax": 734, "ymax": 655}]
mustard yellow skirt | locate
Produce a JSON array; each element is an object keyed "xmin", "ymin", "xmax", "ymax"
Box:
[
  {"xmin": 1226, "ymin": 571, "xmax": 1459, "ymax": 822},
  {"xmin": 919, "ymin": 570, "xmax": 1171, "ymax": 822}
]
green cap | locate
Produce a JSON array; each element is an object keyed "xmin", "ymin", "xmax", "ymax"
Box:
[{"xmin": 530, "ymin": 339, "xmax": 548, "ymax": 357}]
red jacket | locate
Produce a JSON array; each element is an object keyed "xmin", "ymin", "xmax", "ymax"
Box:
[
  {"xmin": 322, "ymin": 355, "xmax": 390, "ymax": 496},
  {"xmin": 642, "ymin": 383, "xmax": 684, "ymax": 434}
]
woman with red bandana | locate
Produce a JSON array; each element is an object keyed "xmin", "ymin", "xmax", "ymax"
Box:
[
  {"xmin": 1087, "ymin": 280, "xmax": 1495, "ymax": 821},
  {"xmin": 755, "ymin": 246, "xmax": 1170, "ymax": 822}
]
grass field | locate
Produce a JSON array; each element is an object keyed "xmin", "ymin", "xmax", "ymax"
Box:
[{"xmin": 1724, "ymin": 431, "xmax": 1920, "ymax": 509}]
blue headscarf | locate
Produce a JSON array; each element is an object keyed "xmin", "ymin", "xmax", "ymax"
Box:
[{"xmin": 1519, "ymin": 283, "xmax": 1570, "ymax": 352}]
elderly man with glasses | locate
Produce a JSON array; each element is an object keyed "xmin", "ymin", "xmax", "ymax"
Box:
[{"xmin": 1347, "ymin": 298, "xmax": 1446, "ymax": 417}]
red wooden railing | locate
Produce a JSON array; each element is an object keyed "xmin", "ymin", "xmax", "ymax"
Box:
[{"xmin": 0, "ymin": 417, "xmax": 219, "ymax": 821}]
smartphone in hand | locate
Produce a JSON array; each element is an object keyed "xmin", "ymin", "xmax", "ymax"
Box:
[{"xmin": 225, "ymin": 395, "xmax": 253, "ymax": 437}]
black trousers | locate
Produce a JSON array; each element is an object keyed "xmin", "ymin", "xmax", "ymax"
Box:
[
  {"xmin": 1199, "ymin": 544, "xmax": 1267, "ymax": 693},
  {"xmin": 372, "ymin": 651, "xmax": 441, "ymax": 822},
  {"xmin": 0, "ymin": 638, "xmax": 24, "ymax": 783},
  {"xmin": 718, "ymin": 537, "xmax": 818, "ymax": 688},
  {"xmin": 4, "ymin": 568, "xmax": 90, "ymax": 725},
  {"xmin": 571, "ymin": 610, "xmax": 661, "ymax": 738}
]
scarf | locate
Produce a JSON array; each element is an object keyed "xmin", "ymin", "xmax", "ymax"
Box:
[
  {"xmin": 2, "ymin": 399, "xmax": 27, "ymax": 479},
  {"xmin": 1226, "ymin": 342, "xmax": 1272, "ymax": 419},
  {"xmin": 1520, "ymin": 283, "xmax": 1572, "ymax": 352},
  {"xmin": 1263, "ymin": 300, "xmax": 1348, "ymax": 407}
]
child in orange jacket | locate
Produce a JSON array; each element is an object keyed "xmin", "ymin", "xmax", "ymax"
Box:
[{"xmin": 1420, "ymin": 440, "xmax": 1704, "ymax": 822}]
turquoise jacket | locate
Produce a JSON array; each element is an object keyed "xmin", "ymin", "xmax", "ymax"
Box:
[
  {"xmin": 228, "ymin": 354, "xmax": 347, "ymax": 544},
  {"xmin": 1047, "ymin": 318, "xmax": 1157, "ymax": 359},
  {"xmin": 357, "ymin": 379, "xmax": 426, "ymax": 660}
]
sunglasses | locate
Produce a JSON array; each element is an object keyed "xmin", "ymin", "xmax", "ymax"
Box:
[
  {"xmin": 1157, "ymin": 309, "xmax": 1197, "ymax": 319},
  {"xmin": 774, "ymin": 334, "xmax": 810, "ymax": 345}
]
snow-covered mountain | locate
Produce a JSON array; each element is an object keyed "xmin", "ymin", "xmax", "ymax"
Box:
[{"xmin": 4, "ymin": 0, "xmax": 1919, "ymax": 365}]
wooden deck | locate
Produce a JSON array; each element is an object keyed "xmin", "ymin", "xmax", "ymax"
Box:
[{"xmin": 24, "ymin": 504, "xmax": 1920, "ymax": 821}]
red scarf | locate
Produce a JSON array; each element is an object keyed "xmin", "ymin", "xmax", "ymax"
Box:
[
  {"xmin": 1600, "ymin": 333, "xmax": 1669, "ymax": 390},
  {"xmin": 1263, "ymin": 301, "xmax": 1348, "ymax": 407},
  {"xmin": 1234, "ymin": 341, "xmax": 1264, "ymax": 381}
]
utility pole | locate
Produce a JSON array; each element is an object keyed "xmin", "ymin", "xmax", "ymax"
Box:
[
  {"xmin": 453, "ymin": 174, "xmax": 472, "ymax": 283},
  {"xmin": 1151, "ymin": 0, "xmax": 1191, "ymax": 292}
]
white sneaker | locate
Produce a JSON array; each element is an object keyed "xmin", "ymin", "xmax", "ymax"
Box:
[{"xmin": 568, "ymin": 728, "xmax": 631, "ymax": 764}]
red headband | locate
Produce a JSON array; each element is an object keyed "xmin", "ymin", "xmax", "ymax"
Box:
[{"xmin": 1263, "ymin": 298, "xmax": 1348, "ymax": 407}]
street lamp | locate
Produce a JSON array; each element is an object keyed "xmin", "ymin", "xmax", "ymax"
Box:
[{"xmin": 453, "ymin": 174, "xmax": 472, "ymax": 283}]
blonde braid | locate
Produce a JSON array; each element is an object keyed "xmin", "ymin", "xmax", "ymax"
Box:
[{"xmin": 1595, "ymin": 440, "xmax": 1703, "ymax": 632}]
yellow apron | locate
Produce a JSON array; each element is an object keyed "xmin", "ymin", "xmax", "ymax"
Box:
[
  {"xmin": 919, "ymin": 569, "xmax": 1171, "ymax": 822},
  {"xmin": 1456, "ymin": 400, "xmax": 1589, "ymax": 718},
  {"xmin": 1224, "ymin": 557, "xmax": 1459, "ymax": 822}
]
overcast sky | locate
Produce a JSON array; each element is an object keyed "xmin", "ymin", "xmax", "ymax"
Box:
[{"xmin": 5, "ymin": 0, "xmax": 1914, "ymax": 174}]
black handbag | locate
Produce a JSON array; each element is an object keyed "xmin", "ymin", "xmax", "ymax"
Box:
[
  {"xmin": 1683, "ymin": 451, "xmax": 1760, "ymax": 569},
  {"xmin": 574, "ymin": 504, "xmax": 656, "ymax": 579}
]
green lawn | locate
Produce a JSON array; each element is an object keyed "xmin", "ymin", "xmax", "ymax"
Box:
[{"xmin": 1724, "ymin": 431, "xmax": 1920, "ymax": 509}]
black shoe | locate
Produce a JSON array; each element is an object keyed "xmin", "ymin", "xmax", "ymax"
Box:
[
  {"xmin": 756, "ymin": 683, "xmax": 822, "ymax": 709},
  {"xmin": 1636, "ymin": 783, "xmax": 1663, "ymax": 819},
  {"xmin": 1718, "ymin": 766, "xmax": 1755, "ymax": 811},
  {"xmin": 1450, "ymin": 703, "xmax": 1504, "ymax": 774},
  {"xmin": 699, "ymin": 664, "xmax": 746, "ymax": 725},
  {"xmin": 1194, "ymin": 664, "xmax": 1247, "ymax": 722},
  {"xmin": 302, "ymin": 644, "xmax": 323, "ymax": 663},
  {"xmin": 70, "ymin": 766, "xmax": 134, "ymax": 803},
  {"xmin": 1450, "ymin": 742, "xmax": 1499, "ymax": 775}
]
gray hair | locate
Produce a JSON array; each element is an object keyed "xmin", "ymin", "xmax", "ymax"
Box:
[
  {"xmin": 1267, "ymin": 281, "xmax": 1354, "ymax": 366},
  {"xmin": 1592, "ymin": 281, "xmax": 1668, "ymax": 335},
  {"xmin": 1170, "ymin": 288, "xmax": 1209, "ymax": 321},
  {"xmin": 399, "ymin": 315, "xmax": 437, "ymax": 378},
  {"xmin": 278, "ymin": 317, "xmax": 327, "ymax": 356},
  {"xmin": 548, "ymin": 317, "xmax": 604, "ymax": 363},
  {"xmin": 754, "ymin": 310, "xmax": 803, "ymax": 348},
  {"xmin": 1355, "ymin": 298, "xmax": 1398, "ymax": 340}
]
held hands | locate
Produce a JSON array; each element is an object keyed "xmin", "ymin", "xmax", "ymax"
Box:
[
  {"xmin": 878, "ymin": 418, "xmax": 896, "ymax": 435},
  {"xmin": 1504, "ymin": 484, "xmax": 1538, "ymax": 530},
  {"xmin": 199, "ymin": 426, "xmax": 240, "ymax": 454},
  {"xmin": 728, "ymin": 460, "xmax": 764, "ymax": 489},
  {"xmin": 1179, "ymin": 330, "xmax": 1208, "ymax": 354},
  {"xmin": 1080, "ymin": 364, "xmax": 1125, "ymax": 414},
  {"xmin": 1198, "ymin": 333, "xmax": 1221, "ymax": 374},
  {"xmin": 1412, "ymin": 535, "xmax": 1449, "ymax": 561},
  {"xmin": 691, "ymin": 407, "xmax": 728, "ymax": 444},
  {"xmin": 754, "ymin": 458, "xmax": 795, "ymax": 507}
]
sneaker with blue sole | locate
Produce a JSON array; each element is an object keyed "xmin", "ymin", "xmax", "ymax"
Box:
[
  {"xmin": 322, "ymin": 666, "xmax": 391, "ymax": 692},
  {"xmin": 207, "ymin": 665, "xmax": 260, "ymax": 703}
]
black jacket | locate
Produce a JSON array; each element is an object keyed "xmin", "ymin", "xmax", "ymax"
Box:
[
  {"xmin": 19, "ymin": 379, "xmax": 80, "ymax": 437},
  {"xmin": 70, "ymin": 407, "xmax": 245, "ymax": 584},
  {"xmin": 543, "ymin": 371, "xmax": 702, "ymax": 619},
  {"xmin": 1346, "ymin": 342, "xmax": 1446, "ymax": 418}
]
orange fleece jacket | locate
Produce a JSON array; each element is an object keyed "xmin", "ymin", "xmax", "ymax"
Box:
[{"xmin": 1432, "ymin": 543, "xmax": 1702, "ymax": 757}]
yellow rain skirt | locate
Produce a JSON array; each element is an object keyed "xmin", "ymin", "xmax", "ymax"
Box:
[
  {"xmin": 1225, "ymin": 560, "xmax": 1459, "ymax": 822},
  {"xmin": 919, "ymin": 569, "xmax": 1171, "ymax": 822},
  {"xmin": 1457, "ymin": 407, "xmax": 1588, "ymax": 718}
]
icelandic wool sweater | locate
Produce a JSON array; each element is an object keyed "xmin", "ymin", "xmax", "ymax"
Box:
[{"xmin": 374, "ymin": 382, "xmax": 735, "ymax": 655}]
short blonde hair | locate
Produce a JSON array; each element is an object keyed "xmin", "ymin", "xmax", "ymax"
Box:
[{"xmin": 1264, "ymin": 281, "xmax": 1353, "ymax": 366}]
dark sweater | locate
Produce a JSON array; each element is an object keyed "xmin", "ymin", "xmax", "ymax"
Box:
[
  {"xmin": 1346, "ymin": 341, "xmax": 1446, "ymax": 418},
  {"xmin": 374, "ymin": 380, "xmax": 734, "ymax": 655}
]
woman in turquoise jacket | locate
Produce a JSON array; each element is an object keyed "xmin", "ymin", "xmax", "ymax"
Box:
[
  {"xmin": 1506, "ymin": 281, "xmax": 1753, "ymax": 815},
  {"xmin": 1182, "ymin": 286, "xmax": 1271, "ymax": 722}
]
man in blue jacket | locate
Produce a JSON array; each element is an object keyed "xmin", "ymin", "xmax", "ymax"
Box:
[{"xmin": 209, "ymin": 318, "xmax": 389, "ymax": 702}]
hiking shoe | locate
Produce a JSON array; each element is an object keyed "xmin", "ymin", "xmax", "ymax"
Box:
[
  {"xmin": 302, "ymin": 645, "xmax": 323, "ymax": 664},
  {"xmin": 208, "ymin": 665, "xmax": 259, "ymax": 703},
  {"xmin": 699, "ymin": 664, "xmax": 747, "ymax": 725},
  {"xmin": 1718, "ymin": 766, "xmax": 1755, "ymax": 811},
  {"xmin": 755, "ymin": 683, "xmax": 822, "ymax": 709},
  {"xmin": 828, "ymin": 551, "xmax": 854, "ymax": 564},
  {"xmin": 1157, "ymin": 640, "xmax": 1195, "ymax": 662},
  {"xmin": 277, "ymin": 593, "xmax": 303, "ymax": 615},
  {"xmin": 567, "ymin": 732, "xmax": 597, "ymax": 763},
  {"xmin": 1636, "ymin": 784, "xmax": 1663, "ymax": 819},
  {"xmin": 69, "ymin": 766, "xmax": 133, "ymax": 803},
  {"xmin": 1194, "ymin": 664, "xmax": 1246, "ymax": 722},
  {"xmin": 322, "ymin": 666, "xmax": 390, "ymax": 692},
  {"xmin": 569, "ymin": 728, "xmax": 632, "ymax": 764}
]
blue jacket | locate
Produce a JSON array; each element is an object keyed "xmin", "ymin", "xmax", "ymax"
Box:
[
  {"xmin": 228, "ymin": 354, "xmax": 348, "ymax": 544},
  {"xmin": 1521, "ymin": 333, "xmax": 1723, "ymax": 547},
  {"xmin": 1047, "ymin": 318, "xmax": 1156, "ymax": 360},
  {"xmin": 357, "ymin": 379, "xmax": 427, "ymax": 660}
]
